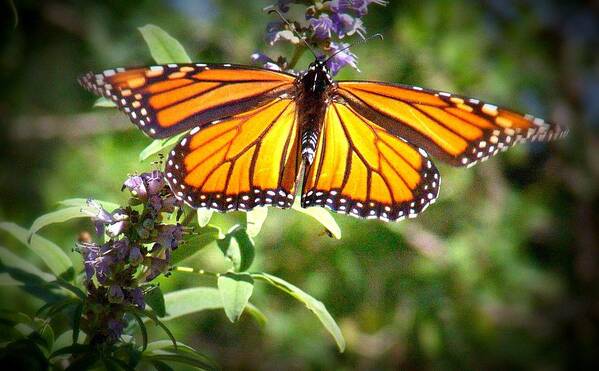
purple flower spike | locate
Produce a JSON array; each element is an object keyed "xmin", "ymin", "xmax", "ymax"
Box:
[
  {"xmin": 128, "ymin": 287, "xmax": 145, "ymax": 309},
  {"xmin": 106, "ymin": 220, "xmax": 128, "ymax": 238},
  {"xmin": 277, "ymin": 0, "xmax": 294, "ymax": 12},
  {"xmin": 84, "ymin": 199, "xmax": 114, "ymax": 224},
  {"xmin": 146, "ymin": 257, "xmax": 169, "ymax": 281},
  {"xmin": 327, "ymin": 42, "xmax": 360, "ymax": 75},
  {"xmin": 129, "ymin": 246, "xmax": 143, "ymax": 266},
  {"xmin": 310, "ymin": 14, "xmax": 335, "ymax": 39},
  {"xmin": 332, "ymin": 13, "xmax": 365, "ymax": 38},
  {"xmin": 107, "ymin": 318, "xmax": 124, "ymax": 342},
  {"xmin": 112, "ymin": 238, "xmax": 129, "ymax": 262},
  {"xmin": 331, "ymin": 0, "xmax": 387, "ymax": 16},
  {"xmin": 266, "ymin": 21, "xmax": 300, "ymax": 46},
  {"xmin": 123, "ymin": 175, "xmax": 147, "ymax": 200},
  {"xmin": 108, "ymin": 284, "xmax": 124, "ymax": 304},
  {"xmin": 157, "ymin": 225, "xmax": 183, "ymax": 250},
  {"xmin": 95, "ymin": 253, "xmax": 113, "ymax": 284},
  {"xmin": 143, "ymin": 170, "xmax": 165, "ymax": 196}
]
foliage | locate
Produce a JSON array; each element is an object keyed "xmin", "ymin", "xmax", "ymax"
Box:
[{"xmin": 1, "ymin": 0, "xmax": 596, "ymax": 370}]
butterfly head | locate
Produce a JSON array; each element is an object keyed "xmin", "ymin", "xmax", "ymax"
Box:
[{"xmin": 300, "ymin": 57, "xmax": 333, "ymax": 93}]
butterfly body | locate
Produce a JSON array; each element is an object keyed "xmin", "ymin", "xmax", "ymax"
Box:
[
  {"xmin": 296, "ymin": 59, "xmax": 334, "ymax": 164},
  {"xmin": 80, "ymin": 59, "xmax": 567, "ymax": 222}
]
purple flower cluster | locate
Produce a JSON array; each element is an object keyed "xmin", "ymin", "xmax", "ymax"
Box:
[
  {"xmin": 78, "ymin": 170, "xmax": 184, "ymax": 344},
  {"xmin": 254, "ymin": 0, "xmax": 386, "ymax": 75}
]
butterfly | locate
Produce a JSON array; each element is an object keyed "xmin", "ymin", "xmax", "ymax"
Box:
[{"xmin": 79, "ymin": 57, "xmax": 567, "ymax": 222}]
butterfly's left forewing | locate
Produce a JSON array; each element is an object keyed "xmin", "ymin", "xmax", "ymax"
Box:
[
  {"xmin": 302, "ymin": 102, "xmax": 440, "ymax": 222},
  {"xmin": 79, "ymin": 64, "xmax": 295, "ymax": 138}
]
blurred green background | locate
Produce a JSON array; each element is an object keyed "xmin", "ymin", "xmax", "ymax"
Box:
[{"xmin": 1, "ymin": 0, "xmax": 597, "ymax": 369}]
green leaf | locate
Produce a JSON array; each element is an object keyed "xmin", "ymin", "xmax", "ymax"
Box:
[
  {"xmin": 246, "ymin": 207, "xmax": 268, "ymax": 237},
  {"xmin": 131, "ymin": 312, "xmax": 148, "ymax": 351},
  {"xmin": 53, "ymin": 330, "xmax": 86, "ymax": 353},
  {"xmin": 243, "ymin": 303, "xmax": 267, "ymax": 328},
  {"xmin": 0, "ymin": 223, "xmax": 73, "ymax": 279},
  {"xmin": 196, "ymin": 209, "xmax": 213, "ymax": 228},
  {"xmin": 134, "ymin": 308, "xmax": 177, "ymax": 349},
  {"xmin": 161, "ymin": 288, "xmax": 222, "ymax": 321},
  {"xmin": 139, "ymin": 132, "xmax": 186, "ymax": 162},
  {"xmin": 145, "ymin": 286, "xmax": 166, "ymax": 317},
  {"xmin": 72, "ymin": 303, "xmax": 83, "ymax": 345},
  {"xmin": 0, "ymin": 246, "xmax": 55, "ymax": 283},
  {"xmin": 144, "ymin": 341, "xmax": 217, "ymax": 371},
  {"xmin": 217, "ymin": 272, "xmax": 254, "ymax": 323},
  {"xmin": 138, "ymin": 24, "xmax": 192, "ymax": 64},
  {"xmin": 292, "ymin": 200, "xmax": 342, "ymax": 239},
  {"xmin": 94, "ymin": 97, "xmax": 116, "ymax": 108},
  {"xmin": 149, "ymin": 360, "xmax": 174, "ymax": 371},
  {"xmin": 28, "ymin": 206, "xmax": 95, "ymax": 237},
  {"xmin": 252, "ymin": 272, "xmax": 345, "ymax": 352},
  {"xmin": 57, "ymin": 198, "xmax": 120, "ymax": 212},
  {"xmin": 216, "ymin": 225, "xmax": 255, "ymax": 272},
  {"xmin": 170, "ymin": 226, "xmax": 221, "ymax": 265}
]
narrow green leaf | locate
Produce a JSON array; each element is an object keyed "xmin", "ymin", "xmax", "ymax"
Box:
[
  {"xmin": 138, "ymin": 24, "xmax": 192, "ymax": 64},
  {"xmin": 94, "ymin": 97, "xmax": 116, "ymax": 108},
  {"xmin": 50, "ymin": 343, "xmax": 91, "ymax": 358},
  {"xmin": 28, "ymin": 207, "xmax": 95, "ymax": 237},
  {"xmin": 139, "ymin": 132, "xmax": 186, "ymax": 162},
  {"xmin": 244, "ymin": 303, "xmax": 267, "ymax": 328},
  {"xmin": 131, "ymin": 312, "xmax": 148, "ymax": 351},
  {"xmin": 0, "ymin": 246, "xmax": 55, "ymax": 283},
  {"xmin": 246, "ymin": 207, "xmax": 268, "ymax": 237},
  {"xmin": 53, "ymin": 330, "xmax": 86, "ymax": 353},
  {"xmin": 57, "ymin": 198, "xmax": 120, "ymax": 212},
  {"xmin": 50, "ymin": 279, "xmax": 85, "ymax": 299},
  {"xmin": 196, "ymin": 209, "xmax": 213, "ymax": 228},
  {"xmin": 144, "ymin": 341, "xmax": 217, "ymax": 371},
  {"xmin": 218, "ymin": 272, "xmax": 254, "ymax": 323},
  {"xmin": 145, "ymin": 286, "xmax": 166, "ymax": 317},
  {"xmin": 252, "ymin": 272, "xmax": 345, "ymax": 352},
  {"xmin": 292, "ymin": 201, "xmax": 342, "ymax": 239},
  {"xmin": 72, "ymin": 303, "xmax": 83, "ymax": 345},
  {"xmin": 0, "ymin": 273, "xmax": 23, "ymax": 286},
  {"xmin": 0, "ymin": 223, "xmax": 73, "ymax": 279},
  {"xmin": 170, "ymin": 226, "xmax": 221, "ymax": 265},
  {"xmin": 149, "ymin": 360, "xmax": 174, "ymax": 371},
  {"xmin": 135, "ymin": 308, "xmax": 177, "ymax": 349},
  {"xmin": 161, "ymin": 288, "xmax": 222, "ymax": 321},
  {"xmin": 216, "ymin": 226, "xmax": 255, "ymax": 272}
]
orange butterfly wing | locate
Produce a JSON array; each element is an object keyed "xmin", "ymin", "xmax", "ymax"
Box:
[
  {"xmin": 337, "ymin": 81, "xmax": 568, "ymax": 167},
  {"xmin": 79, "ymin": 64, "xmax": 295, "ymax": 138},
  {"xmin": 302, "ymin": 102, "xmax": 440, "ymax": 221},
  {"xmin": 165, "ymin": 98, "xmax": 300, "ymax": 211}
]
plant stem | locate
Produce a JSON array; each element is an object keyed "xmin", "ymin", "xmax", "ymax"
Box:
[
  {"xmin": 287, "ymin": 45, "xmax": 306, "ymax": 70},
  {"xmin": 173, "ymin": 266, "xmax": 219, "ymax": 277}
]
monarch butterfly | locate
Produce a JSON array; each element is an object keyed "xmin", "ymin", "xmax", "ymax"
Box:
[{"xmin": 79, "ymin": 56, "xmax": 567, "ymax": 222}]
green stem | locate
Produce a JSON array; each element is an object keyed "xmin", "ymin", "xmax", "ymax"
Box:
[
  {"xmin": 179, "ymin": 208, "xmax": 196, "ymax": 226},
  {"xmin": 287, "ymin": 45, "xmax": 306, "ymax": 70},
  {"xmin": 173, "ymin": 266, "xmax": 220, "ymax": 277}
]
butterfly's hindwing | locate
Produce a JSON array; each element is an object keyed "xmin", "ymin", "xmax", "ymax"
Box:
[
  {"xmin": 165, "ymin": 98, "xmax": 300, "ymax": 212},
  {"xmin": 302, "ymin": 102, "xmax": 440, "ymax": 222}
]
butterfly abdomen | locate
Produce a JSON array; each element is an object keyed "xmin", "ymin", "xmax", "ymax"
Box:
[{"xmin": 296, "ymin": 62, "xmax": 333, "ymax": 165}]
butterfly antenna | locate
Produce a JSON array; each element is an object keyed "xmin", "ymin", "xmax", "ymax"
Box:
[
  {"xmin": 325, "ymin": 33, "xmax": 383, "ymax": 63},
  {"xmin": 267, "ymin": 7, "xmax": 318, "ymax": 58}
]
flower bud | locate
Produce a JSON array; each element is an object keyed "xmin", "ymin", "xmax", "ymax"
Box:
[
  {"xmin": 143, "ymin": 170, "xmax": 165, "ymax": 195},
  {"xmin": 123, "ymin": 175, "xmax": 148, "ymax": 200},
  {"xmin": 129, "ymin": 246, "xmax": 143, "ymax": 266},
  {"xmin": 108, "ymin": 284, "xmax": 124, "ymax": 304}
]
